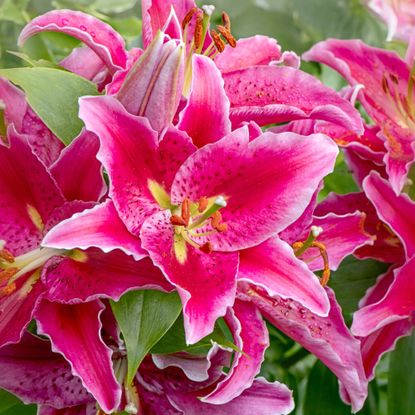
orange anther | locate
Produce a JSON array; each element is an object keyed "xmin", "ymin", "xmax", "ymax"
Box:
[
  {"xmin": 211, "ymin": 211, "xmax": 222, "ymax": 228},
  {"xmin": 194, "ymin": 15, "xmax": 204, "ymax": 49},
  {"xmin": 182, "ymin": 7, "xmax": 199, "ymax": 30},
  {"xmin": 0, "ymin": 282, "xmax": 16, "ymax": 297},
  {"xmin": 170, "ymin": 215, "xmax": 187, "ymax": 226},
  {"xmin": 181, "ymin": 199, "xmax": 190, "ymax": 225},
  {"xmin": 210, "ymin": 29, "xmax": 225, "ymax": 53},
  {"xmin": 0, "ymin": 249, "xmax": 14, "ymax": 263},
  {"xmin": 216, "ymin": 25, "xmax": 236, "ymax": 48},
  {"xmin": 215, "ymin": 223, "xmax": 228, "ymax": 232},
  {"xmin": 198, "ymin": 197, "xmax": 209, "ymax": 212},
  {"xmin": 200, "ymin": 242, "xmax": 213, "ymax": 254},
  {"xmin": 0, "ymin": 268, "xmax": 18, "ymax": 284},
  {"xmin": 222, "ymin": 11, "xmax": 231, "ymax": 30}
]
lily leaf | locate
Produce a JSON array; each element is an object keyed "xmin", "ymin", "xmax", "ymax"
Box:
[
  {"xmin": 111, "ymin": 290, "xmax": 182, "ymax": 384},
  {"xmin": 0, "ymin": 389, "xmax": 36, "ymax": 414},
  {"xmin": 0, "ymin": 67, "xmax": 99, "ymax": 145},
  {"xmin": 388, "ymin": 332, "xmax": 415, "ymax": 415}
]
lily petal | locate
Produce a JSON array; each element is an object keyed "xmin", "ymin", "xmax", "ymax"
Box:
[
  {"xmin": 363, "ymin": 172, "xmax": 415, "ymax": 258},
  {"xmin": 239, "ymin": 285, "xmax": 368, "ymax": 412},
  {"xmin": 141, "ymin": 210, "xmax": 239, "ymax": 344},
  {"xmin": 0, "ymin": 333, "xmax": 93, "ymax": 408},
  {"xmin": 50, "ymin": 130, "xmax": 106, "ymax": 202},
  {"xmin": 18, "ymin": 10, "xmax": 127, "ymax": 74},
  {"xmin": 238, "ymin": 237, "xmax": 330, "ymax": 316},
  {"xmin": 35, "ymin": 300, "xmax": 121, "ymax": 413},
  {"xmin": 171, "ymin": 129, "xmax": 338, "ymax": 251},
  {"xmin": 202, "ymin": 300, "xmax": 268, "ymax": 404},
  {"xmin": 38, "ymin": 405, "xmax": 96, "ymax": 415},
  {"xmin": 224, "ymin": 65, "xmax": 363, "ymax": 133},
  {"xmin": 178, "ymin": 54, "xmax": 231, "ymax": 147}
]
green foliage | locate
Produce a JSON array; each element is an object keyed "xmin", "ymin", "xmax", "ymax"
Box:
[
  {"xmin": 0, "ymin": 389, "xmax": 36, "ymax": 414},
  {"xmin": 0, "ymin": 67, "xmax": 99, "ymax": 144},
  {"xmin": 111, "ymin": 290, "xmax": 182, "ymax": 384},
  {"xmin": 388, "ymin": 332, "xmax": 415, "ymax": 415}
]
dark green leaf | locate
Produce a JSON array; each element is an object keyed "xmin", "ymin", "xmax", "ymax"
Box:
[
  {"xmin": 388, "ymin": 331, "xmax": 415, "ymax": 415},
  {"xmin": 329, "ymin": 256, "xmax": 388, "ymax": 325},
  {"xmin": 0, "ymin": 389, "xmax": 36, "ymax": 415},
  {"xmin": 0, "ymin": 67, "xmax": 99, "ymax": 144},
  {"xmin": 111, "ymin": 290, "xmax": 182, "ymax": 384}
]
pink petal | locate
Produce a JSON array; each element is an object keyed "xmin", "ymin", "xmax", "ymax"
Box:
[
  {"xmin": 0, "ymin": 333, "xmax": 93, "ymax": 408},
  {"xmin": 50, "ymin": 130, "xmax": 106, "ymax": 202},
  {"xmin": 203, "ymin": 301, "xmax": 268, "ymax": 404},
  {"xmin": 35, "ymin": 300, "xmax": 121, "ymax": 413},
  {"xmin": 171, "ymin": 129, "xmax": 338, "ymax": 251},
  {"xmin": 352, "ymin": 257, "xmax": 415, "ymax": 337},
  {"xmin": 79, "ymin": 95, "xmax": 195, "ymax": 235},
  {"xmin": 142, "ymin": 0, "xmax": 196, "ymax": 47},
  {"xmin": 42, "ymin": 200, "xmax": 146, "ymax": 260},
  {"xmin": 0, "ymin": 272, "xmax": 45, "ymax": 347},
  {"xmin": 224, "ymin": 66, "xmax": 363, "ymax": 133},
  {"xmin": 238, "ymin": 285, "xmax": 368, "ymax": 412},
  {"xmin": 116, "ymin": 33, "xmax": 184, "ymax": 132},
  {"xmin": 178, "ymin": 54, "xmax": 231, "ymax": 147},
  {"xmin": 361, "ymin": 320, "xmax": 412, "ymax": 381},
  {"xmin": 214, "ymin": 35, "xmax": 282, "ymax": 73},
  {"xmin": 0, "ymin": 128, "xmax": 64, "ymax": 255},
  {"xmin": 0, "ymin": 77, "xmax": 27, "ymax": 131},
  {"xmin": 363, "ymin": 172, "xmax": 415, "ymax": 258},
  {"xmin": 39, "ymin": 405, "xmax": 95, "ymax": 415},
  {"xmin": 140, "ymin": 210, "xmax": 239, "ymax": 344},
  {"xmin": 42, "ymin": 251, "xmax": 171, "ymax": 303},
  {"xmin": 169, "ymin": 377, "xmax": 294, "ymax": 415},
  {"xmin": 298, "ymin": 212, "xmax": 374, "ymax": 272},
  {"xmin": 18, "ymin": 10, "xmax": 127, "ymax": 74},
  {"xmin": 238, "ymin": 237, "xmax": 330, "ymax": 316}
]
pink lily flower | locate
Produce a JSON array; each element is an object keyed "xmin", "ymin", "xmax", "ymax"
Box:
[
  {"xmin": 18, "ymin": 4, "xmax": 364, "ymax": 143},
  {"xmin": 367, "ymin": 0, "xmax": 415, "ymax": 42},
  {"xmin": 0, "ymin": 126, "xmax": 172, "ymax": 412},
  {"xmin": 42, "ymin": 94, "xmax": 339, "ymax": 347},
  {"xmin": 304, "ymin": 38, "xmax": 415, "ymax": 194},
  {"xmin": 351, "ymin": 171, "xmax": 415, "ymax": 380}
]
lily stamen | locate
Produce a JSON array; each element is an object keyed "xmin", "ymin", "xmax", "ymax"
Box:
[
  {"xmin": 0, "ymin": 249, "xmax": 14, "ymax": 263},
  {"xmin": 216, "ymin": 25, "xmax": 236, "ymax": 48}
]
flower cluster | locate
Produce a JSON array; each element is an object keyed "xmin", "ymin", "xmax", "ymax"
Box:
[{"xmin": 1, "ymin": 1, "xmax": 414, "ymax": 414}]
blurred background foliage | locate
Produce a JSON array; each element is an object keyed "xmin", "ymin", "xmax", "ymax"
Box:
[{"xmin": 0, "ymin": 1, "xmax": 412, "ymax": 414}]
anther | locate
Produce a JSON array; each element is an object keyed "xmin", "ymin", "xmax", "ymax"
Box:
[
  {"xmin": 211, "ymin": 29, "xmax": 225, "ymax": 53},
  {"xmin": 216, "ymin": 25, "xmax": 237, "ymax": 48},
  {"xmin": 310, "ymin": 241, "xmax": 331, "ymax": 287},
  {"xmin": 0, "ymin": 268, "xmax": 18, "ymax": 284},
  {"xmin": 198, "ymin": 197, "xmax": 209, "ymax": 212},
  {"xmin": 194, "ymin": 15, "xmax": 204, "ymax": 50},
  {"xmin": 222, "ymin": 12, "xmax": 231, "ymax": 30},
  {"xmin": 200, "ymin": 242, "xmax": 213, "ymax": 254},
  {"xmin": 0, "ymin": 282, "xmax": 16, "ymax": 297},
  {"xmin": 211, "ymin": 211, "xmax": 222, "ymax": 228},
  {"xmin": 215, "ymin": 223, "xmax": 228, "ymax": 232},
  {"xmin": 170, "ymin": 215, "xmax": 187, "ymax": 226},
  {"xmin": 181, "ymin": 198, "xmax": 190, "ymax": 225},
  {"xmin": 182, "ymin": 7, "xmax": 198, "ymax": 30},
  {"xmin": 0, "ymin": 249, "xmax": 15, "ymax": 263},
  {"xmin": 382, "ymin": 76, "xmax": 390, "ymax": 94}
]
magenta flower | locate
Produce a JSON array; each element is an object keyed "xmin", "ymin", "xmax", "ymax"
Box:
[
  {"xmin": 0, "ymin": 127, "xmax": 172, "ymax": 412},
  {"xmin": 304, "ymin": 39, "xmax": 415, "ymax": 194},
  {"xmin": 47, "ymin": 94, "xmax": 339, "ymax": 347},
  {"xmin": 351, "ymin": 172, "xmax": 415, "ymax": 380}
]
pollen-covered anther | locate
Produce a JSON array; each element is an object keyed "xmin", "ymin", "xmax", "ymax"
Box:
[
  {"xmin": 170, "ymin": 215, "xmax": 187, "ymax": 226},
  {"xmin": 0, "ymin": 249, "xmax": 15, "ymax": 263},
  {"xmin": 0, "ymin": 268, "xmax": 18, "ymax": 284},
  {"xmin": 0, "ymin": 282, "xmax": 16, "ymax": 297},
  {"xmin": 181, "ymin": 198, "xmax": 190, "ymax": 225},
  {"xmin": 182, "ymin": 7, "xmax": 198, "ymax": 30},
  {"xmin": 200, "ymin": 242, "xmax": 213, "ymax": 254},
  {"xmin": 194, "ymin": 15, "xmax": 204, "ymax": 49},
  {"xmin": 198, "ymin": 196, "xmax": 209, "ymax": 212},
  {"xmin": 211, "ymin": 211, "xmax": 228, "ymax": 232},
  {"xmin": 210, "ymin": 29, "xmax": 225, "ymax": 53},
  {"xmin": 216, "ymin": 25, "xmax": 237, "ymax": 48}
]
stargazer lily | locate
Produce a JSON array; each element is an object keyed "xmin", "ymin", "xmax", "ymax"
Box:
[
  {"xmin": 17, "ymin": 2, "xmax": 364, "ymax": 144},
  {"xmin": 304, "ymin": 38, "xmax": 415, "ymax": 194},
  {"xmin": 42, "ymin": 94, "xmax": 339, "ymax": 346},
  {"xmin": 0, "ymin": 126, "xmax": 172, "ymax": 413}
]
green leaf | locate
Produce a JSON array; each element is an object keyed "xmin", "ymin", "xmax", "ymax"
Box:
[
  {"xmin": 304, "ymin": 361, "xmax": 378, "ymax": 414},
  {"xmin": 388, "ymin": 332, "xmax": 415, "ymax": 415},
  {"xmin": 111, "ymin": 290, "xmax": 182, "ymax": 384},
  {"xmin": 0, "ymin": 67, "xmax": 99, "ymax": 145},
  {"xmin": 329, "ymin": 256, "xmax": 388, "ymax": 325},
  {"xmin": 0, "ymin": 0, "xmax": 30, "ymax": 25},
  {"xmin": 0, "ymin": 389, "xmax": 36, "ymax": 415}
]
